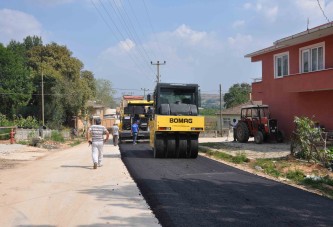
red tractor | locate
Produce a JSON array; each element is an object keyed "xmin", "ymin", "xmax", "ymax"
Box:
[{"xmin": 235, "ymin": 105, "xmax": 283, "ymax": 144}]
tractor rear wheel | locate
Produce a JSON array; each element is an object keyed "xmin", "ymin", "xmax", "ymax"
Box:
[
  {"xmin": 236, "ymin": 122, "xmax": 250, "ymax": 143},
  {"xmin": 254, "ymin": 131, "xmax": 264, "ymax": 144}
]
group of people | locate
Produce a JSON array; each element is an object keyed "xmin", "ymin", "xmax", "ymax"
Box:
[{"xmin": 86, "ymin": 119, "xmax": 140, "ymax": 169}]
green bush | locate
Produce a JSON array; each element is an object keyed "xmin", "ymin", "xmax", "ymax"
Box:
[
  {"xmin": 51, "ymin": 131, "xmax": 64, "ymax": 142},
  {"xmin": 13, "ymin": 115, "xmax": 39, "ymax": 129},
  {"xmin": 0, "ymin": 114, "xmax": 12, "ymax": 126},
  {"xmin": 292, "ymin": 116, "xmax": 332, "ymax": 166}
]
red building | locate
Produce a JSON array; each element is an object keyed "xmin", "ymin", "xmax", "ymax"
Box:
[{"xmin": 245, "ymin": 23, "xmax": 333, "ymax": 138}]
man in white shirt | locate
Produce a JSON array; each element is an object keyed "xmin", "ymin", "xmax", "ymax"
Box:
[{"xmin": 86, "ymin": 118, "xmax": 109, "ymax": 169}]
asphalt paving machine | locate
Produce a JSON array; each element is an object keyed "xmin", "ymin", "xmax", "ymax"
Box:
[{"xmin": 119, "ymin": 96, "xmax": 154, "ymax": 143}]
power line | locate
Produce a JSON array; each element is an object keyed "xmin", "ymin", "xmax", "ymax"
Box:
[
  {"xmin": 317, "ymin": 0, "xmax": 330, "ymax": 23},
  {"xmin": 107, "ymin": 0, "xmax": 154, "ymax": 74},
  {"xmin": 142, "ymin": 0, "xmax": 164, "ymax": 57},
  {"xmin": 97, "ymin": 0, "xmax": 147, "ymax": 72},
  {"xmin": 91, "ymin": 0, "xmax": 167, "ymax": 86},
  {"xmin": 126, "ymin": 0, "xmax": 159, "ymax": 61},
  {"xmin": 110, "ymin": 0, "xmax": 156, "ymax": 72},
  {"xmin": 91, "ymin": 0, "xmax": 154, "ymax": 81}
]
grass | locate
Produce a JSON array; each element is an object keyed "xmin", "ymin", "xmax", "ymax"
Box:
[
  {"xmin": 199, "ymin": 146, "xmax": 249, "ymax": 164},
  {"xmin": 17, "ymin": 140, "xmax": 29, "ymax": 145},
  {"xmin": 253, "ymin": 159, "xmax": 282, "ymax": 178},
  {"xmin": 199, "ymin": 144, "xmax": 333, "ymax": 199},
  {"xmin": 286, "ymin": 169, "xmax": 305, "ymax": 182}
]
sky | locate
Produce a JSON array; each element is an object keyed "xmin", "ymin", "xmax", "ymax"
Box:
[{"xmin": 0, "ymin": 0, "xmax": 333, "ymax": 97}]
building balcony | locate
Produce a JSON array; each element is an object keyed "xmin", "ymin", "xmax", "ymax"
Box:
[{"xmin": 283, "ymin": 68, "xmax": 333, "ymax": 93}]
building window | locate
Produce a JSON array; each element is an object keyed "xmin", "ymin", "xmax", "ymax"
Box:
[
  {"xmin": 274, "ymin": 52, "xmax": 289, "ymax": 78},
  {"xmin": 300, "ymin": 43, "xmax": 324, "ymax": 73}
]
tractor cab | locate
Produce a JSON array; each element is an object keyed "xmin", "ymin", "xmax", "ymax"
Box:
[{"xmin": 237, "ymin": 105, "xmax": 283, "ymax": 144}]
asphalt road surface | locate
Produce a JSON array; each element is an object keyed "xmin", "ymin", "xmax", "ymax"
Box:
[{"xmin": 120, "ymin": 142, "xmax": 333, "ymax": 227}]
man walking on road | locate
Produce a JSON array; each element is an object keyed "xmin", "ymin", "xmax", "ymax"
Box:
[
  {"xmin": 111, "ymin": 123, "xmax": 119, "ymax": 146},
  {"xmin": 86, "ymin": 118, "xmax": 109, "ymax": 169},
  {"xmin": 131, "ymin": 120, "xmax": 139, "ymax": 145}
]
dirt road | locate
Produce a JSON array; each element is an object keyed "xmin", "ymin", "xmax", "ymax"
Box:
[{"xmin": 0, "ymin": 143, "xmax": 159, "ymax": 226}]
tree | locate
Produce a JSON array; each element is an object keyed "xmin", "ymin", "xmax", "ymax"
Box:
[
  {"xmin": 6, "ymin": 36, "xmax": 43, "ymax": 118},
  {"xmin": 1, "ymin": 36, "xmax": 99, "ymax": 128},
  {"xmin": 81, "ymin": 70, "xmax": 96, "ymax": 98},
  {"xmin": 95, "ymin": 79, "xmax": 116, "ymax": 108},
  {"xmin": 224, "ymin": 83, "xmax": 251, "ymax": 108},
  {"xmin": 0, "ymin": 44, "xmax": 34, "ymax": 117},
  {"xmin": 25, "ymin": 41, "xmax": 95, "ymax": 126}
]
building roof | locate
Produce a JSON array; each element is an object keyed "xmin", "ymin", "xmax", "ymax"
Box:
[
  {"xmin": 123, "ymin": 95, "xmax": 144, "ymax": 100},
  {"xmin": 216, "ymin": 100, "xmax": 262, "ymax": 115},
  {"xmin": 245, "ymin": 22, "xmax": 333, "ymax": 58}
]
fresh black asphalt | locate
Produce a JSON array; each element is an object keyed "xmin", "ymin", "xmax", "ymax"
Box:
[{"xmin": 119, "ymin": 142, "xmax": 333, "ymax": 227}]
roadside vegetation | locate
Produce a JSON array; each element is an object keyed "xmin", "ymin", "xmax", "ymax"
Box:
[
  {"xmin": 1, "ymin": 112, "xmax": 83, "ymax": 148},
  {"xmin": 199, "ymin": 116, "xmax": 333, "ymax": 199},
  {"xmin": 199, "ymin": 145, "xmax": 333, "ymax": 199}
]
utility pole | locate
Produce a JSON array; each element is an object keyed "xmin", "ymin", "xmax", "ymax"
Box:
[
  {"xmin": 40, "ymin": 50, "xmax": 45, "ymax": 127},
  {"xmin": 219, "ymin": 84, "xmax": 223, "ymax": 137},
  {"xmin": 141, "ymin": 88, "xmax": 149, "ymax": 98},
  {"xmin": 42, "ymin": 67, "xmax": 44, "ymax": 126},
  {"xmin": 151, "ymin": 61, "xmax": 166, "ymax": 83}
]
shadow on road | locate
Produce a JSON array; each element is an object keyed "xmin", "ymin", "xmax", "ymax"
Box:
[
  {"xmin": 61, "ymin": 165, "xmax": 92, "ymax": 169},
  {"xmin": 103, "ymin": 153, "xmax": 121, "ymax": 159}
]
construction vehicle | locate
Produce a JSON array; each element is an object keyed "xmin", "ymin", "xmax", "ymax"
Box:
[
  {"xmin": 148, "ymin": 83, "xmax": 205, "ymax": 158},
  {"xmin": 236, "ymin": 105, "xmax": 283, "ymax": 144},
  {"xmin": 118, "ymin": 95, "xmax": 154, "ymax": 143}
]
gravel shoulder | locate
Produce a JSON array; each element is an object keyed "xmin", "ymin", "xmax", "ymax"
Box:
[
  {"xmin": 199, "ymin": 137, "xmax": 291, "ymax": 159},
  {"xmin": 0, "ymin": 144, "xmax": 52, "ymax": 169}
]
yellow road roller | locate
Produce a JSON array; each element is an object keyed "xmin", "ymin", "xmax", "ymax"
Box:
[{"xmin": 148, "ymin": 83, "xmax": 205, "ymax": 158}]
